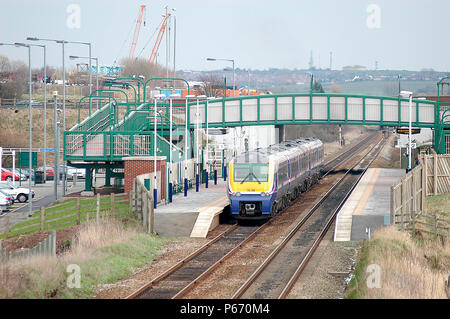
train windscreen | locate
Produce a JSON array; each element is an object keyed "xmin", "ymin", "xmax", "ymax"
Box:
[{"xmin": 233, "ymin": 163, "xmax": 269, "ymax": 183}]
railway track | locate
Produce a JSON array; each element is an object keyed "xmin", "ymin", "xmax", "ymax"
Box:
[
  {"xmin": 126, "ymin": 223, "xmax": 265, "ymax": 299},
  {"xmin": 126, "ymin": 131, "xmax": 382, "ymax": 299},
  {"xmin": 231, "ymin": 134, "xmax": 386, "ymax": 299}
]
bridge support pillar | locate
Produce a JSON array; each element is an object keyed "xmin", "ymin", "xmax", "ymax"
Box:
[
  {"xmin": 105, "ymin": 167, "xmax": 112, "ymax": 187},
  {"xmin": 275, "ymin": 125, "xmax": 286, "ymax": 143},
  {"xmin": 84, "ymin": 168, "xmax": 93, "ymax": 192}
]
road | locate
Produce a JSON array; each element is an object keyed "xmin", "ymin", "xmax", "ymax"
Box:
[{"xmin": 0, "ymin": 176, "xmax": 105, "ymax": 233}]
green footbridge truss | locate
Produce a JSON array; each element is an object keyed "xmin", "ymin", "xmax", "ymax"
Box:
[{"xmin": 63, "ymin": 77, "xmax": 450, "ymax": 191}]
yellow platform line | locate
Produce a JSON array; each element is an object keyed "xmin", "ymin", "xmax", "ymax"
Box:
[
  {"xmin": 354, "ymin": 168, "xmax": 381, "ymax": 215},
  {"xmin": 196, "ymin": 196, "xmax": 228, "ymax": 213}
]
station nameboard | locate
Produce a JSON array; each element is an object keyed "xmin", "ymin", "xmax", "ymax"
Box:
[{"xmin": 396, "ymin": 128, "xmax": 421, "ymax": 135}]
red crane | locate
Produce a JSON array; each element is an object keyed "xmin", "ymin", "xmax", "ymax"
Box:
[
  {"xmin": 149, "ymin": 13, "xmax": 170, "ymax": 64},
  {"xmin": 129, "ymin": 5, "xmax": 146, "ymax": 60}
]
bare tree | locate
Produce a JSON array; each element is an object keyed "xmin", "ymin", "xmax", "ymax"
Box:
[
  {"xmin": 0, "ymin": 58, "xmax": 27, "ymax": 99},
  {"xmin": 198, "ymin": 72, "xmax": 222, "ymax": 97},
  {"xmin": 120, "ymin": 57, "xmax": 176, "ymax": 88},
  {"xmin": 0, "ymin": 55, "xmax": 11, "ymax": 73}
]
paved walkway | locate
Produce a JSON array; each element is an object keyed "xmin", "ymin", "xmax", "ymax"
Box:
[
  {"xmin": 334, "ymin": 168, "xmax": 405, "ymax": 241},
  {"xmin": 154, "ymin": 179, "xmax": 229, "ymax": 237}
]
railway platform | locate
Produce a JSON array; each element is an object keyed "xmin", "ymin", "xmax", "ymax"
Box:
[
  {"xmin": 154, "ymin": 179, "xmax": 229, "ymax": 238},
  {"xmin": 334, "ymin": 168, "xmax": 406, "ymax": 241}
]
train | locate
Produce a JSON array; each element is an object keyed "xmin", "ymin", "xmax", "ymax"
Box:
[{"xmin": 227, "ymin": 137, "xmax": 324, "ymax": 220}]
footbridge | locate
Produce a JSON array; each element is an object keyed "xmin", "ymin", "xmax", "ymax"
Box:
[{"xmin": 63, "ymin": 77, "xmax": 450, "ymax": 192}]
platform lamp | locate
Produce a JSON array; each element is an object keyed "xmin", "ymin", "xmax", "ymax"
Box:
[
  {"xmin": 168, "ymin": 93, "xmax": 181, "ymax": 203},
  {"xmin": 205, "ymin": 97, "xmax": 215, "ymax": 187},
  {"xmin": 207, "ymin": 57, "xmax": 235, "ymax": 96},
  {"xmin": 195, "ymin": 95, "xmax": 207, "ymax": 191},
  {"xmin": 185, "ymin": 94, "xmax": 196, "ymax": 196},
  {"xmin": 152, "ymin": 94, "xmax": 165, "ymax": 208},
  {"xmin": 3, "ymin": 42, "xmax": 33, "ymax": 216},
  {"xmin": 400, "ymin": 90, "xmax": 413, "ymax": 173}
]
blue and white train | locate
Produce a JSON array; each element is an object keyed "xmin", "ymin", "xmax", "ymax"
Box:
[{"xmin": 227, "ymin": 137, "xmax": 324, "ymax": 220}]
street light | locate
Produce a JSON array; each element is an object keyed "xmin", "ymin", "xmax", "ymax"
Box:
[
  {"xmin": 196, "ymin": 95, "xmax": 207, "ymax": 192},
  {"xmin": 53, "ymin": 91, "xmax": 60, "ymax": 200},
  {"xmin": 70, "ymin": 55, "xmax": 99, "ymax": 110},
  {"xmin": 207, "ymin": 57, "xmax": 235, "ymax": 97},
  {"xmin": 168, "ymin": 93, "xmax": 180, "ymax": 203},
  {"xmin": 25, "ymin": 43, "xmax": 47, "ymax": 182},
  {"xmin": 1, "ymin": 42, "xmax": 33, "ymax": 216},
  {"xmin": 400, "ymin": 90, "xmax": 413, "ymax": 173},
  {"xmin": 28, "ymin": 37, "xmax": 92, "ymax": 196},
  {"xmin": 185, "ymin": 94, "xmax": 196, "ymax": 196},
  {"xmin": 204, "ymin": 96, "xmax": 215, "ymax": 187},
  {"xmin": 153, "ymin": 94, "xmax": 165, "ymax": 208}
]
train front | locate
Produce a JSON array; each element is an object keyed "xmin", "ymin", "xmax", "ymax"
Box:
[{"xmin": 227, "ymin": 153, "xmax": 276, "ymax": 220}]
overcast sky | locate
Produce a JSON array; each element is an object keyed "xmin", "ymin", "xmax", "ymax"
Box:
[{"xmin": 0, "ymin": 0, "xmax": 448, "ymax": 72}]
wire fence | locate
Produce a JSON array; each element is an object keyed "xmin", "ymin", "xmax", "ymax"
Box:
[{"xmin": 0, "ymin": 193, "xmax": 130, "ymax": 239}]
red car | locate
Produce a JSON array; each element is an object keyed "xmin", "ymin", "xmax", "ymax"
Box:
[
  {"xmin": 1, "ymin": 168, "xmax": 20, "ymax": 181},
  {"xmin": 37, "ymin": 166, "xmax": 55, "ymax": 180}
]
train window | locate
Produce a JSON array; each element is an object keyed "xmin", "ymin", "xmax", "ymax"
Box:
[
  {"xmin": 291, "ymin": 158, "xmax": 298, "ymax": 175},
  {"xmin": 234, "ymin": 163, "xmax": 269, "ymax": 182},
  {"xmin": 278, "ymin": 162, "xmax": 288, "ymax": 181}
]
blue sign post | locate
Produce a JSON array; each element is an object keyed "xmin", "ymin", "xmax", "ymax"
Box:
[{"xmin": 39, "ymin": 148, "xmax": 55, "ymax": 153}]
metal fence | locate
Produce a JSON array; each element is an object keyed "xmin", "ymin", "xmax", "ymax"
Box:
[{"xmin": 0, "ymin": 231, "xmax": 56, "ymax": 263}]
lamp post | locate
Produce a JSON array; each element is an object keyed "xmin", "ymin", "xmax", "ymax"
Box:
[
  {"xmin": 153, "ymin": 94, "xmax": 165, "ymax": 208},
  {"xmin": 2, "ymin": 42, "xmax": 33, "ymax": 216},
  {"xmin": 207, "ymin": 57, "xmax": 235, "ymax": 97},
  {"xmin": 24, "ymin": 43, "xmax": 47, "ymax": 182},
  {"xmin": 204, "ymin": 96, "xmax": 214, "ymax": 187},
  {"xmin": 168, "ymin": 93, "xmax": 180, "ymax": 203},
  {"xmin": 185, "ymin": 94, "xmax": 196, "ymax": 196},
  {"xmin": 195, "ymin": 95, "xmax": 206, "ymax": 191},
  {"xmin": 53, "ymin": 91, "xmax": 59, "ymax": 200},
  {"xmin": 27, "ymin": 37, "xmax": 92, "ymax": 196},
  {"xmin": 400, "ymin": 91, "xmax": 413, "ymax": 173},
  {"xmin": 70, "ymin": 55, "xmax": 99, "ymax": 110}
]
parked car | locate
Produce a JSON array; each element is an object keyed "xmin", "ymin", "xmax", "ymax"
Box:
[
  {"xmin": 0, "ymin": 189, "xmax": 13, "ymax": 211},
  {"xmin": 0, "ymin": 189, "xmax": 14, "ymax": 205},
  {"xmin": 20, "ymin": 168, "xmax": 35, "ymax": 180},
  {"xmin": 66, "ymin": 166, "xmax": 85, "ymax": 179},
  {"xmin": 0, "ymin": 182, "xmax": 35, "ymax": 203},
  {"xmin": 7, "ymin": 168, "xmax": 27, "ymax": 181},
  {"xmin": 37, "ymin": 166, "xmax": 54, "ymax": 180},
  {"xmin": 1, "ymin": 168, "xmax": 20, "ymax": 182}
]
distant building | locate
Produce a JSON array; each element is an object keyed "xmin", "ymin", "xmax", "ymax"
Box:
[{"xmin": 342, "ymin": 65, "xmax": 367, "ymax": 71}]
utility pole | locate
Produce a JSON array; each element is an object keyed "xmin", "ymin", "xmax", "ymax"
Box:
[{"xmin": 53, "ymin": 91, "xmax": 59, "ymax": 200}]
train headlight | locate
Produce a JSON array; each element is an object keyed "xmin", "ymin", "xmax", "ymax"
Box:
[
  {"xmin": 260, "ymin": 192, "xmax": 266, "ymax": 196},
  {"xmin": 236, "ymin": 192, "xmax": 241, "ymax": 196}
]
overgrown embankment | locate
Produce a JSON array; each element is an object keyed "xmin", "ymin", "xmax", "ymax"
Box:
[
  {"xmin": 0, "ymin": 218, "xmax": 167, "ymax": 298},
  {"xmin": 346, "ymin": 194, "xmax": 450, "ymax": 299}
]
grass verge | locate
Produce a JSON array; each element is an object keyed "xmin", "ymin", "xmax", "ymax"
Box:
[
  {"xmin": 0, "ymin": 218, "xmax": 168, "ymax": 298},
  {"xmin": 1, "ymin": 196, "xmax": 130, "ymax": 239},
  {"xmin": 346, "ymin": 225, "xmax": 449, "ymax": 299}
]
